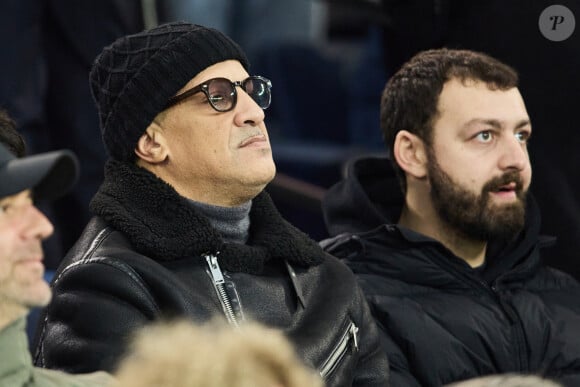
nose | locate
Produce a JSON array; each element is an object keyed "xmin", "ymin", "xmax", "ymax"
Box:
[
  {"xmin": 497, "ymin": 134, "xmax": 529, "ymax": 172},
  {"xmin": 23, "ymin": 205, "xmax": 54, "ymax": 241},
  {"xmin": 233, "ymin": 88, "xmax": 266, "ymax": 127}
]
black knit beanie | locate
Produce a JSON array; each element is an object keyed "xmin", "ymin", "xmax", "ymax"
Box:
[{"xmin": 90, "ymin": 22, "xmax": 250, "ymax": 161}]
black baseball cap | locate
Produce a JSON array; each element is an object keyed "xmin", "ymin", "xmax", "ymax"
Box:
[{"xmin": 0, "ymin": 143, "xmax": 79, "ymax": 200}]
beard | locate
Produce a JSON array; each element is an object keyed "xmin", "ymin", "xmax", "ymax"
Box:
[{"xmin": 427, "ymin": 150, "xmax": 527, "ymax": 242}]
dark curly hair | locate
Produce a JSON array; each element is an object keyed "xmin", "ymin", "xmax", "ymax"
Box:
[
  {"xmin": 380, "ymin": 48, "xmax": 519, "ymax": 192},
  {"xmin": 0, "ymin": 109, "xmax": 26, "ymax": 157}
]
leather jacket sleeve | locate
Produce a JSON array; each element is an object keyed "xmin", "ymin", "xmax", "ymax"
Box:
[{"xmin": 34, "ymin": 257, "xmax": 161, "ymax": 373}]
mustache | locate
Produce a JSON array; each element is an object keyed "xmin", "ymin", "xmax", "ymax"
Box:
[{"xmin": 482, "ymin": 171, "xmax": 524, "ymax": 194}]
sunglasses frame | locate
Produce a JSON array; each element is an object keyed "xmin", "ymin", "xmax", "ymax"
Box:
[{"xmin": 163, "ymin": 76, "xmax": 272, "ymax": 112}]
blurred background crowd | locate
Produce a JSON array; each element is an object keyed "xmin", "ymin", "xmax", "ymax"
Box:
[{"xmin": 1, "ymin": 0, "xmax": 579, "ymax": 281}]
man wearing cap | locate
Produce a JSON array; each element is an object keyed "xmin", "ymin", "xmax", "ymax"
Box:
[
  {"xmin": 33, "ymin": 22, "xmax": 388, "ymax": 386},
  {"xmin": 0, "ymin": 111, "xmax": 112, "ymax": 386}
]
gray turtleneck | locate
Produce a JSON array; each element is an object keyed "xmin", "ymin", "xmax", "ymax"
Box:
[{"xmin": 188, "ymin": 199, "xmax": 252, "ymax": 244}]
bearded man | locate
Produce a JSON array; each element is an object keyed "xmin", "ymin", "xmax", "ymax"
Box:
[{"xmin": 321, "ymin": 48, "xmax": 580, "ymax": 387}]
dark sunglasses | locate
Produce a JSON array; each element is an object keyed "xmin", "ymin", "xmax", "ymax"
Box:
[{"xmin": 163, "ymin": 76, "xmax": 272, "ymax": 112}]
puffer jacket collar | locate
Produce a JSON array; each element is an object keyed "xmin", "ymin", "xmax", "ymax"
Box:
[
  {"xmin": 323, "ymin": 155, "xmax": 549, "ymax": 284},
  {"xmin": 90, "ymin": 160, "xmax": 324, "ymax": 273}
]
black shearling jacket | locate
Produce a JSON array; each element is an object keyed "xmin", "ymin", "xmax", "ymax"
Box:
[
  {"xmin": 33, "ymin": 160, "xmax": 389, "ymax": 387},
  {"xmin": 321, "ymin": 156, "xmax": 580, "ymax": 387}
]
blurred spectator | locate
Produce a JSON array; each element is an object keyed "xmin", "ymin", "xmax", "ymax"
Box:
[
  {"xmin": 446, "ymin": 374, "xmax": 562, "ymax": 387},
  {"xmin": 114, "ymin": 319, "xmax": 324, "ymax": 387}
]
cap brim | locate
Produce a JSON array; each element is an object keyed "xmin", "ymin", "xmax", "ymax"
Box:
[{"xmin": 0, "ymin": 150, "xmax": 79, "ymax": 200}]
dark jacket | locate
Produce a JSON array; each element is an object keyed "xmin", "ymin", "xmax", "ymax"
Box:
[
  {"xmin": 33, "ymin": 160, "xmax": 388, "ymax": 387},
  {"xmin": 321, "ymin": 156, "xmax": 580, "ymax": 387}
]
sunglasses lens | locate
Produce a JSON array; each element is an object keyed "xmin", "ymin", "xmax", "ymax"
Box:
[
  {"xmin": 244, "ymin": 78, "xmax": 271, "ymax": 109},
  {"xmin": 207, "ymin": 79, "xmax": 235, "ymax": 111}
]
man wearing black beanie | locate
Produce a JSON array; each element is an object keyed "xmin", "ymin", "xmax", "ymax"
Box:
[{"xmin": 33, "ymin": 22, "xmax": 388, "ymax": 387}]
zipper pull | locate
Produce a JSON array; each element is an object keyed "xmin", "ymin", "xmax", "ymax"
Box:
[
  {"xmin": 350, "ymin": 323, "xmax": 359, "ymax": 352},
  {"xmin": 205, "ymin": 254, "xmax": 224, "ymax": 284}
]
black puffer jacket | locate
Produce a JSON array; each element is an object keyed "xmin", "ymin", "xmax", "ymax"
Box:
[
  {"xmin": 34, "ymin": 160, "xmax": 389, "ymax": 387},
  {"xmin": 322, "ymin": 156, "xmax": 580, "ymax": 387}
]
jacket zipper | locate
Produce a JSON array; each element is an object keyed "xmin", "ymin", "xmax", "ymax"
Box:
[
  {"xmin": 319, "ymin": 321, "xmax": 359, "ymax": 380},
  {"xmin": 491, "ymin": 282, "xmax": 529, "ymax": 372},
  {"xmin": 434, "ymin": 253, "xmax": 529, "ymax": 372},
  {"xmin": 204, "ymin": 254, "xmax": 239, "ymax": 327},
  {"xmin": 476, "ymin": 278, "xmax": 529, "ymax": 372}
]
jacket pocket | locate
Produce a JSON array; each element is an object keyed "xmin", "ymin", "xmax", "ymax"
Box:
[{"xmin": 319, "ymin": 319, "xmax": 360, "ymax": 380}]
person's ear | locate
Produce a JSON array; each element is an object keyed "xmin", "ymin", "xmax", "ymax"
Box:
[
  {"xmin": 134, "ymin": 122, "xmax": 168, "ymax": 164},
  {"xmin": 393, "ymin": 130, "xmax": 428, "ymax": 179}
]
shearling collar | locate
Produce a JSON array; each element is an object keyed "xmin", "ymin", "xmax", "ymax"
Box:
[{"xmin": 90, "ymin": 160, "xmax": 324, "ymax": 273}]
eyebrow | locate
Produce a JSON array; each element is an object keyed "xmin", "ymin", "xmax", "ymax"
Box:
[{"xmin": 462, "ymin": 118, "xmax": 531, "ymax": 130}]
